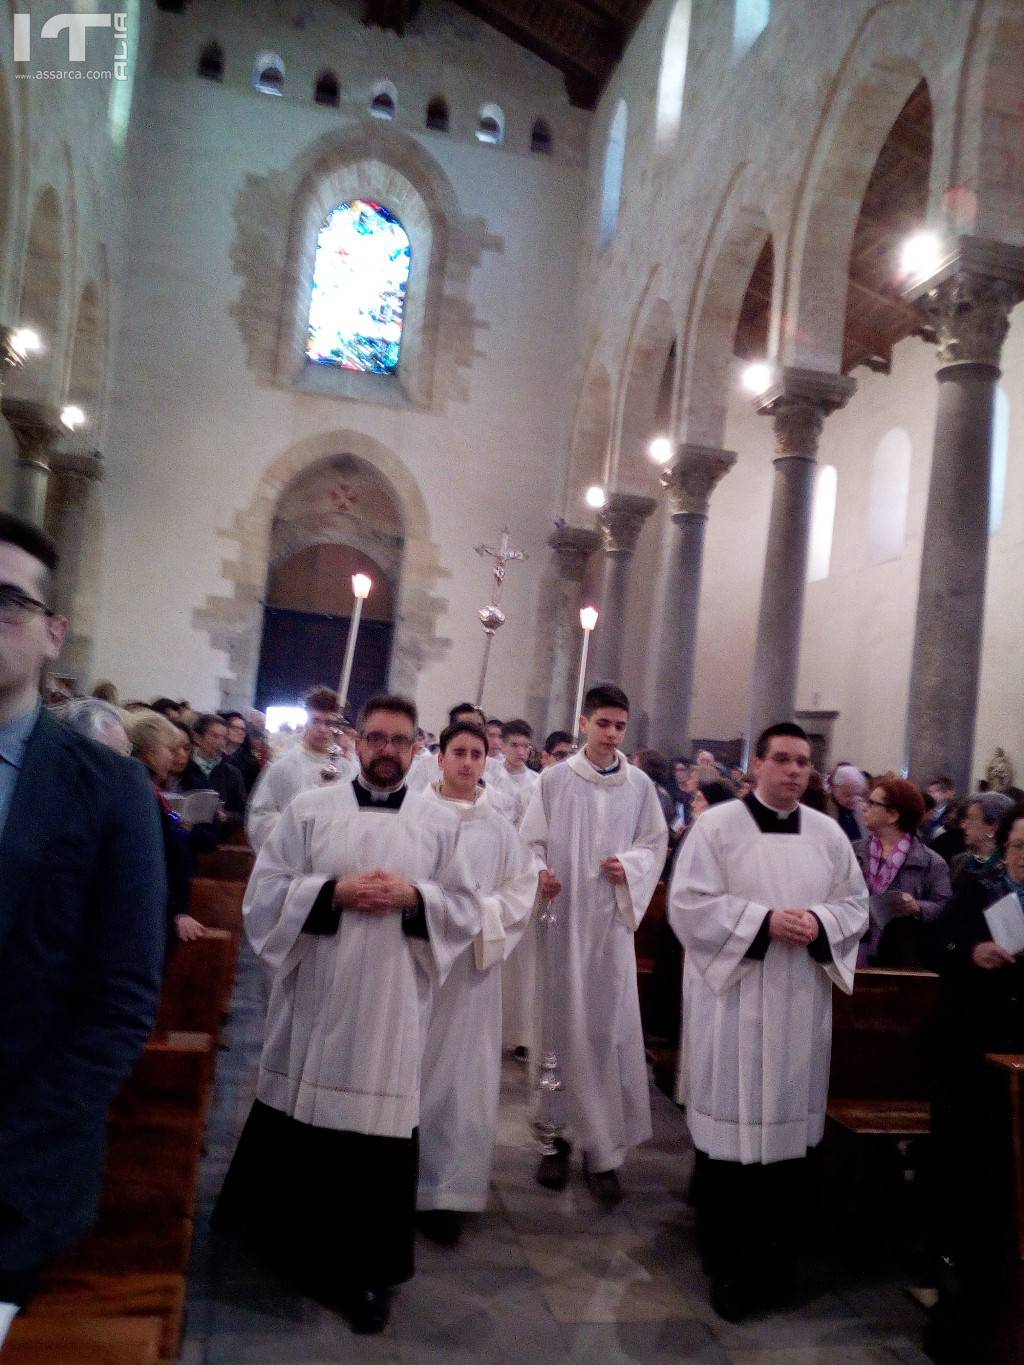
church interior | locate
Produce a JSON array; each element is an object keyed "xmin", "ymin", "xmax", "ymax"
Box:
[{"xmin": 2, "ymin": 0, "xmax": 1024, "ymax": 1360}]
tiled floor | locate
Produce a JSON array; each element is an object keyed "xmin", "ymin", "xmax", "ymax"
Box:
[{"xmin": 182, "ymin": 949, "xmax": 933, "ymax": 1363}]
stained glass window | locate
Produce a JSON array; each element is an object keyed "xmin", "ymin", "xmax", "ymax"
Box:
[{"xmin": 305, "ymin": 200, "xmax": 411, "ymax": 375}]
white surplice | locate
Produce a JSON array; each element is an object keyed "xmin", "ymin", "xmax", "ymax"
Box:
[
  {"xmin": 519, "ymin": 749, "xmax": 668, "ymax": 1170},
  {"xmin": 244, "ymin": 780, "xmax": 481, "ymax": 1138},
  {"xmin": 497, "ymin": 763, "xmax": 540, "ymax": 1048},
  {"xmin": 412, "ymin": 783, "xmax": 539, "ymax": 1210},
  {"xmin": 245, "ymin": 743, "xmax": 357, "ymax": 851},
  {"xmin": 668, "ymin": 797, "xmax": 868, "ymax": 1164}
]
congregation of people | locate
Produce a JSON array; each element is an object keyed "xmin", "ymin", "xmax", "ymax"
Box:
[{"xmin": 0, "ymin": 508, "xmax": 1021, "ymax": 1361}]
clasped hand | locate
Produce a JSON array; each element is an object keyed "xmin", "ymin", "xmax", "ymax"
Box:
[
  {"xmin": 768, "ymin": 908, "xmax": 819, "ymax": 947},
  {"xmin": 538, "ymin": 869, "xmax": 561, "ymax": 901},
  {"xmin": 333, "ymin": 870, "xmax": 417, "ymax": 914},
  {"xmin": 601, "ymin": 856, "xmax": 627, "ymax": 886}
]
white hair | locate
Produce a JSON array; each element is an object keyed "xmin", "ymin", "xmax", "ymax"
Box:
[
  {"xmin": 831, "ymin": 764, "xmax": 867, "ymax": 791},
  {"xmin": 54, "ymin": 698, "xmax": 129, "ymax": 753}
]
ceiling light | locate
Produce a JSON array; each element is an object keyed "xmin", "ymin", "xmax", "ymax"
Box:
[
  {"xmin": 741, "ymin": 362, "xmax": 772, "ymax": 395},
  {"xmin": 585, "ymin": 485, "xmax": 606, "ymax": 509},
  {"xmin": 648, "ymin": 436, "xmax": 672, "ymax": 464},
  {"xmin": 900, "ymin": 231, "xmax": 942, "ymax": 280}
]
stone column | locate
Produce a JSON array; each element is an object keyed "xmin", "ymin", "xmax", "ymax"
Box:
[
  {"xmin": 902, "ymin": 239, "xmax": 1024, "ymax": 792},
  {"xmin": 746, "ymin": 368, "xmax": 855, "ymax": 757},
  {"xmin": 648, "ymin": 444, "xmax": 736, "ymax": 754},
  {"xmin": 589, "ymin": 492, "xmax": 656, "ymax": 685},
  {"xmin": 0, "ymin": 397, "xmax": 64, "ymax": 527},
  {"xmin": 46, "ymin": 448, "xmax": 104, "ymax": 683},
  {"xmin": 543, "ymin": 524, "xmax": 601, "ymax": 734},
  {"xmin": 0, "ymin": 328, "xmax": 26, "ymax": 510}
]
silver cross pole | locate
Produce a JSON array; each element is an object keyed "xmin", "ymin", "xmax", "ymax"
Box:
[{"xmin": 473, "ymin": 527, "xmax": 526, "ymax": 706}]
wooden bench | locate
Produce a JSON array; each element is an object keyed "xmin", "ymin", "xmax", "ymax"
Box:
[
  {"xmin": 828, "ymin": 967, "xmax": 941, "ymax": 1136},
  {"xmin": 157, "ymin": 928, "xmax": 237, "ymax": 1036},
  {"xmin": 4, "ymin": 1312, "xmax": 164, "ymax": 1363},
  {"xmin": 987, "ymin": 1052, "xmax": 1024, "ymax": 1259},
  {"xmin": 188, "ymin": 876, "xmax": 245, "ymax": 935},
  {"xmin": 196, "ymin": 844, "xmax": 255, "ymax": 882},
  {"xmin": 635, "ymin": 881, "xmax": 666, "ymax": 1022}
]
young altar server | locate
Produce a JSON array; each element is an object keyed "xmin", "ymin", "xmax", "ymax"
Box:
[
  {"xmin": 245, "ymin": 685, "xmax": 354, "ymax": 850},
  {"xmin": 669, "ymin": 721, "xmax": 868, "ymax": 1322},
  {"xmin": 413, "ymin": 720, "xmax": 543, "ymax": 1244},
  {"xmin": 214, "ymin": 695, "xmax": 480, "ymax": 1335},
  {"xmin": 519, "ymin": 683, "xmax": 668, "ymax": 1206}
]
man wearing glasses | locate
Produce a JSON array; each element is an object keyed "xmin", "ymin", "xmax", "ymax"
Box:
[
  {"xmin": 0, "ymin": 513, "xmax": 166, "ymax": 1347},
  {"xmin": 670, "ymin": 721, "xmax": 868, "ymax": 1322},
  {"xmin": 214, "ymin": 694, "xmax": 480, "ymax": 1335}
]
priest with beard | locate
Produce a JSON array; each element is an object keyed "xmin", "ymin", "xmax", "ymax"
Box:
[
  {"xmin": 213, "ymin": 695, "xmax": 480, "ymax": 1335},
  {"xmin": 669, "ymin": 721, "xmax": 867, "ymax": 1322}
]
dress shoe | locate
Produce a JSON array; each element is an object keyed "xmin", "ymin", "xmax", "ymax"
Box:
[
  {"xmin": 345, "ymin": 1286, "xmax": 392, "ymax": 1334},
  {"xmin": 418, "ymin": 1209, "xmax": 464, "ymax": 1247},
  {"xmin": 711, "ymin": 1274, "xmax": 754, "ymax": 1323},
  {"xmin": 583, "ymin": 1160, "xmax": 623, "ymax": 1209},
  {"xmin": 536, "ymin": 1137, "xmax": 571, "ymax": 1190}
]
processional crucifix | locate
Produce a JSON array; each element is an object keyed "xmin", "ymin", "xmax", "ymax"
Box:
[{"xmin": 473, "ymin": 527, "xmax": 526, "ymax": 707}]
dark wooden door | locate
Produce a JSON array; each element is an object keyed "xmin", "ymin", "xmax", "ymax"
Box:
[{"xmin": 254, "ymin": 606, "xmax": 392, "ymax": 716}]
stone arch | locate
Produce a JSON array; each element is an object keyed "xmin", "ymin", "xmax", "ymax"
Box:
[
  {"xmin": 9, "ymin": 185, "xmax": 66, "ymax": 403},
  {"xmin": 954, "ymin": 0, "xmax": 1024, "ymax": 244},
  {"xmin": 194, "ymin": 429, "xmax": 451, "ymax": 708},
  {"xmin": 679, "ymin": 162, "xmax": 773, "ymax": 447},
  {"xmin": 231, "ymin": 119, "xmax": 499, "ymax": 412},
  {"xmin": 614, "ymin": 279, "xmax": 677, "ymax": 494},
  {"xmin": 781, "ymin": 3, "xmax": 953, "ymax": 370},
  {"xmin": 564, "ymin": 357, "xmax": 612, "ymax": 514}
]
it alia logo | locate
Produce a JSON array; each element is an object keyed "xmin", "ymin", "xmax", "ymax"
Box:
[{"xmin": 13, "ymin": 12, "xmax": 128, "ymax": 79}]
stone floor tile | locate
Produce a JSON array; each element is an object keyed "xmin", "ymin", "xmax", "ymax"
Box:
[{"xmin": 564, "ymin": 1318, "xmax": 731, "ymax": 1364}]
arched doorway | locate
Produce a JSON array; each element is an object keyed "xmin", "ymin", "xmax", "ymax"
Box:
[{"xmin": 253, "ymin": 453, "xmax": 403, "ymax": 715}]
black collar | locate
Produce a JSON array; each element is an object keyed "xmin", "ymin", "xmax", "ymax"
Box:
[
  {"xmin": 744, "ymin": 791, "xmax": 801, "ymax": 835},
  {"xmin": 352, "ymin": 777, "xmax": 406, "ymax": 811}
]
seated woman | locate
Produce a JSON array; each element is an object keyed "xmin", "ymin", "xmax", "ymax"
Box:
[
  {"xmin": 852, "ymin": 773, "xmax": 951, "ymax": 967},
  {"xmin": 125, "ymin": 709, "xmax": 204, "ymax": 950},
  {"xmin": 949, "ymin": 790, "xmax": 1013, "ymax": 891},
  {"xmin": 924, "ymin": 803, "xmax": 1024, "ymax": 1357}
]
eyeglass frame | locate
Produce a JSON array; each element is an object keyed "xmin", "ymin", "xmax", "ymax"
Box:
[
  {"xmin": 360, "ymin": 730, "xmax": 414, "ymax": 753},
  {"xmin": 0, "ymin": 585, "xmax": 55, "ymax": 625}
]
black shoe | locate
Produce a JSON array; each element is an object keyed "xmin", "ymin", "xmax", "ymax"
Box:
[
  {"xmin": 583, "ymin": 1161, "xmax": 623, "ymax": 1209},
  {"xmin": 536, "ymin": 1138, "xmax": 571, "ymax": 1190},
  {"xmin": 345, "ymin": 1286, "xmax": 392, "ymax": 1335},
  {"xmin": 512, "ymin": 1045, "xmax": 529, "ymax": 1063},
  {"xmin": 711, "ymin": 1274, "xmax": 754, "ymax": 1323},
  {"xmin": 418, "ymin": 1210, "xmax": 464, "ymax": 1247}
]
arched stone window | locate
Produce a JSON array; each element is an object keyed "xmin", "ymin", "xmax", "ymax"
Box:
[
  {"xmin": 305, "ymin": 200, "xmax": 411, "ymax": 376},
  {"xmin": 867, "ymin": 427, "xmax": 911, "ymax": 564},
  {"xmin": 530, "ymin": 118, "xmax": 553, "ymax": 155},
  {"xmin": 598, "ymin": 100, "xmax": 627, "ymax": 253},
  {"xmin": 476, "ymin": 103, "xmax": 505, "ymax": 145},
  {"xmin": 370, "ymin": 82, "xmax": 397, "ymax": 120},
  {"xmin": 314, "ymin": 70, "xmax": 340, "ymax": 108},
  {"xmin": 426, "ymin": 96, "xmax": 449, "ymax": 132},
  {"xmin": 254, "ymin": 52, "xmax": 284, "ymax": 96},
  {"xmin": 655, "ymin": 0, "xmax": 690, "ymax": 149},
  {"xmin": 733, "ymin": 0, "xmax": 770, "ymax": 59},
  {"xmin": 990, "ymin": 386, "xmax": 1010, "ymax": 536},
  {"xmin": 197, "ymin": 41, "xmax": 223, "ymax": 82},
  {"xmin": 808, "ymin": 463, "xmax": 837, "ymax": 582}
]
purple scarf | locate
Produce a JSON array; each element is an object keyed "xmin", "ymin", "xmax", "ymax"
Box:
[{"xmin": 867, "ymin": 833, "xmax": 911, "ymax": 894}]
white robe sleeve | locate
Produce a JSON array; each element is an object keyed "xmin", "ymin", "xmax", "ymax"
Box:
[
  {"xmin": 242, "ymin": 798, "xmax": 329, "ymax": 974},
  {"xmin": 808, "ymin": 830, "xmax": 869, "ymax": 994},
  {"xmin": 613, "ymin": 777, "xmax": 669, "ymax": 931},
  {"xmin": 517, "ymin": 779, "xmax": 549, "ymax": 862},
  {"xmin": 669, "ymin": 816, "xmax": 771, "ymax": 996},
  {"xmin": 412, "ymin": 829, "xmax": 487, "ymax": 987},
  {"xmin": 475, "ymin": 835, "xmax": 541, "ymax": 970}
]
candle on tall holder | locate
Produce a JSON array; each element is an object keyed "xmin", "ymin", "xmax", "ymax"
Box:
[
  {"xmin": 338, "ymin": 572, "xmax": 373, "ymax": 711},
  {"xmin": 473, "ymin": 527, "xmax": 526, "ymax": 706},
  {"xmin": 573, "ymin": 606, "xmax": 598, "ymax": 736}
]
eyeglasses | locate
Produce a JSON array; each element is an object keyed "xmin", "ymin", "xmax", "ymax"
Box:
[
  {"xmin": 0, "ymin": 586, "xmax": 54, "ymax": 626},
  {"xmin": 362, "ymin": 731, "xmax": 414, "ymax": 752},
  {"xmin": 865, "ymin": 798, "xmax": 892, "ymax": 810}
]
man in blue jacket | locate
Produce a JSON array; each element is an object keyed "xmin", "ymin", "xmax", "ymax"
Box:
[{"xmin": 0, "ymin": 512, "xmax": 166, "ymax": 1344}]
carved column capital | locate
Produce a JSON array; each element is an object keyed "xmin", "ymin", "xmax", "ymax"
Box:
[
  {"xmin": 597, "ymin": 492, "xmax": 657, "ymax": 554},
  {"xmin": 1, "ymin": 398, "xmax": 65, "ymax": 467},
  {"xmin": 547, "ymin": 524, "xmax": 601, "ymax": 581},
  {"xmin": 50, "ymin": 447, "xmax": 104, "ymax": 484},
  {"xmin": 903, "ymin": 235, "xmax": 1024, "ymax": 372},
  {"xmin": 755, "ymin": 367, "xmax": 856, "ymax": 461},
  {"xmin": 660, "ymin": 443, "xmax": 737, "ymax": 520}
]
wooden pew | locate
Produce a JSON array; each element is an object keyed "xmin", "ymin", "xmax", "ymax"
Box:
[
  {"xmin": 635, "ymin": 881, "xmax": 666, "ymax": 1022},
  {"xmin": 827, "ymin": 967, "xmax": 941, "ymax": 1136},
  {"xmin": 5, "ymin": 1311, "xmax": 164, "ymax": 1363},
  {"xmin": 188, "ymin": 876, "xmax": 245, "ymax": 935},
  {"xmin": 157, "ymin": 928, "xmax": 237, "ymax": 1036},
  {"xmin": 196, "ymin": 844, "xmax": 254, "ymax": 882},
  {"xmin": 986, "ymin": 1052, "xmax": 1024, "ymax": 1260}
]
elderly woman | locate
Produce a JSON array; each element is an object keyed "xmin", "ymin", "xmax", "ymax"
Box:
[
  {"xmin": 52, "ymin": 696, "xmax": 131, "ymax": 756},
  {"xmin": 124, "ymin": 709, "xmax": 204, "ymax": 947},
  {"xmin": 852, "ymin": 773, "xmax": 952, "ymax": 966},
  {"xmin": 949, "ymin": 791, "xmax": 1013, "ymax": 891},
  {"xmin": 924, "ymin": 803, "xmax": 1024, "ymax": 1356}
]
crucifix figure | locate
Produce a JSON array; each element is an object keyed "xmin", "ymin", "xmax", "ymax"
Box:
[{"xmin": 474, "ymin": 527, "xmax": 526, "ymax": 706}]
